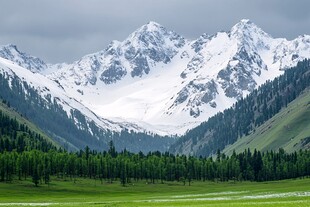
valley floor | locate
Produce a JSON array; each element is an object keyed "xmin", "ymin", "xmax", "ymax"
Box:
[{"xmin": 0, "ymin": 178, "xmax": 309, "ymax": 206}]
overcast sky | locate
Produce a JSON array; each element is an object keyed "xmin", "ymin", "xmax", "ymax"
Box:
[{"xmin": 0, "ymin": 0, "xmax": 309, "ymax": 63}]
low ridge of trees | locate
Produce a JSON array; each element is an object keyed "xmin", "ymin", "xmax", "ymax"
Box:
[{"xmin": 0, "ymin": 142, "xmax": 309, "ymax": 186}]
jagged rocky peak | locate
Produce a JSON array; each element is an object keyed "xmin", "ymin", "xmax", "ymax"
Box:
[
  {"xmin": 231, "ymin": 19, "xmax": 263, "ymax": 35},
  {"xmin": 129, "ymin": 21, "xmax": 184, "ymax": 44},
  {"xmin": 0, "ymin": 44, "xmax": 47, "ymax": 73},
  {"xmin": 54, "ymin": 21, "xmax": 189, "ymax": 86},
  {"xmin": 230, "ymin": 19, "xmax": 271, "ymax": 49},
  {"xmin": 0, "ymin": 44, "xmax": 20, "ymax": 56},
  {"xmin": 99, "ymin": 21, "xmax": 187, "ymax": 83},
  {"xmin": 123, "ymin": 21, "xmax": 186, "ymax": 59},
  {"xmin": 138, "ymin": 21, "xmax": 164, "ymax": 32}
]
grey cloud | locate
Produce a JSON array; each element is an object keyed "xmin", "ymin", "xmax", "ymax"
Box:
[{"xmin": 0, "ymin": 0, "xmax": 309, "ymax": 63}]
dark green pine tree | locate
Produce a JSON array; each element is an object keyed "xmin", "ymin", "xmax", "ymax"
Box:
[
  {"xmin": 43, "ymin": 155, "xmax": 51, "ymax": 185},
  {"xmin": 120, "ymin": 159, "xmax": 127, "ymax": 187},
  {"xmin": 32, "ymin": 166, "xmax": 40, "ymax": 187}
]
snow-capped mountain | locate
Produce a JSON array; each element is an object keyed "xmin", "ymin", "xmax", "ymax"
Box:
[
  {"xmin": 45, "ymin": 19, "xmax": 310, "ymax": 135},
  {"xmin": 0, "ymin": 56, "xmax": 143, "ymax": 132},
  {"xmin": 0, "ymin": 44, "xmax": 47, "ymax": 73},
  {"xmin": 50, "ymin": 21, "xmax": 185, "ymax": 86},
  {"xmin": 2, "ymin": 19, "xmax": 310, "ymax": 138}
]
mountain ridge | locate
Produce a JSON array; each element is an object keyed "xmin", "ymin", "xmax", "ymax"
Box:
[
  {"xmin": 0, "ymin": 44, "xmax": 48, "ymax": 73},
  {"xmin": 44, "ymin": 19, "xmax": 310, "ymax": 135},
  {"xmin": 0, "ymin": 19, "xmax": 310, "ymax": 143}
]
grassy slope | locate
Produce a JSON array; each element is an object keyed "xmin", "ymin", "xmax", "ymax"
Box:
[
  {"xmin": 223, "ymin": 89, "xmax": 310, "ymax": 156},
  {"xmin": 0, "ymin": 101, "xmax": 60, "ymax": 148},
  {"xmin": 0, "ymin": 178, "xmax": 309, "ymax": 206}
]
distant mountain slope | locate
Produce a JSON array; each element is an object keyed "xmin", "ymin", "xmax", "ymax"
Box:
[
  {"xmin": 0, "ymin": 57, "xmax": 173, "ymax": 153},
  {"xmin": 223, "ymin": 88, "xmax": 310, "ymax": 155},
  {"xmin": 170, "ymin": 59, "xmax": 310, "ymax": 156}
]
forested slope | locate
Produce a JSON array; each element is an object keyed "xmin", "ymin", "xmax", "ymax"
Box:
[
  {"xmin": 223, "ymin": 88, "xmax": 310, "ymax": 155},
  {"xmin": 0, "ymin": 101, "xmax": 57, "ymax": 152},
  {"xmin": 170, "ymin": 59, "xmax": 310, "ymax": 156}
]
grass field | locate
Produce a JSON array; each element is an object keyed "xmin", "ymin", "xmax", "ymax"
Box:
[{"xmin": 0, "ymin": 177, "xmax": 309, "ymax": 206}]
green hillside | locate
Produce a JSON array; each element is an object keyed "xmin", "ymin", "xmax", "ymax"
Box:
[
  {"xmin": 170, "ymin": 60, "xmax": 310, "ymax": 157},
  {"xmin": 0, "ymin": 100, "xmax": 59, "ymax": 150},
  {"xmin": 223, "ymin": 89, "xmax": 310, "ymax": 155}
]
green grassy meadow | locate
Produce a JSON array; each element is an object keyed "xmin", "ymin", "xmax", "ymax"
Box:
[{"xmin": 0, "ymin": 178, "xmax": 309, "ymax": 206}]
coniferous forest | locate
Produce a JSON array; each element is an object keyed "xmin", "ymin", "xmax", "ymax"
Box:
[
  {"xmin": 0, "ymin": 112, "xmax": 309, "ymax": 187},
  {"xmin": 0, "ymin": 141, "xmax": 309, "ymax": 186}
]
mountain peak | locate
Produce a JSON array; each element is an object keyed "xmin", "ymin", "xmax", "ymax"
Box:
[
  {"xmin": 0, "ymin": 44, "xmax": 22, "ymax": 55},
  {"xmin": 239, "ymin": 19, "xmax": 251, "ymax": 24},
  {"xmin": 0, "ymin": 44, "xmax": 47, "ymax": 73},
  {"xmin": 1, "ymin": 44, "xmax": 18, "ymax": 50},
  {"xmin": 230, "ymin": 19, "xmax": 271, "ymax": 42},
  {"xmin": 125, "ymin": 21, "xmax": 167, "ymax": 44},
  {"xmin": 231, "ymin": 19, "xmax": 260, "ymax": 32},
  {"xmin": 125, "ymin": 21, "xmax": 185, "ymax": 49},
  {"xmin": 136, "ymin": 21, "xmax": 165, "ymax": 34},
  {"xmin": 146, "ymin": 21, "xmax": 162, "ymax": 28}
]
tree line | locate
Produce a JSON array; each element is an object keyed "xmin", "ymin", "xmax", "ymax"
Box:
[{"xmin": 0, "ymin": 142, "xmax": 309, "ymax": 186}]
